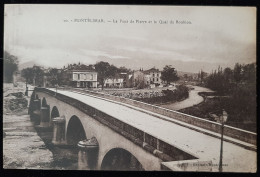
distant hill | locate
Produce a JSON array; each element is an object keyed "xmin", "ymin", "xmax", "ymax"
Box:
[
  {"xmin": 18, "ymin": 59, "xmax": 208, "ymax": 77},
  {"xmin": 177, "ymin": 71, "xmax": 198, "ymax": 77},
  {"xmin": 96, "ymin": 56, "xmax": 226, "ymax": 74},
  {"xmin": 18, "ymin": 61, "xmax": 39, "ymax": 70}
]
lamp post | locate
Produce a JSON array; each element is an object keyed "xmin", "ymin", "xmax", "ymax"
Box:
[
  {"xmin": 55, "ymin": 83, "xmax": 58, "ymax": 96},
  {"xmin": 219, "ymin": 109, "xmax": 228, "ymax": 172},
  {"xmin": 25, "ymin": 79, "xmax": 28, "ymax": 96}
]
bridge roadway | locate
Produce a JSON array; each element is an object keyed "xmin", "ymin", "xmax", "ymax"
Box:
[{"xmin": 49, "ymin": 88, "xmax": 256, "ymax": 172}]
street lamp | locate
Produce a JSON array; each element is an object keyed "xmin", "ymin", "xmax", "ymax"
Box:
[
  {"xmin": 219, "ymin": 109, "xmax": 228, "ymax": 172},
  {"xmin": 55, "ymin": 83, "xmax": 58, "ymax": 96}
]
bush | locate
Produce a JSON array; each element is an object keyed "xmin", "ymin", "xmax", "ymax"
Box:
[
  {"xmin": 136, "ymin": 84, "xmax": 189, "ymax": 104},
  {"xmin": 179, "ymin": 84, "xmax": 256, "ymax": 132}
]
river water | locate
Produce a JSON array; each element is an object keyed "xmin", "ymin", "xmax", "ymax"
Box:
[{"xmin": 3, "ymin": 83, "xmax": 80, "ymax": 170}]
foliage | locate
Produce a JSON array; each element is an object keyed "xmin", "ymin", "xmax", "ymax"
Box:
[
  {"xmin": 160, "ymin": 65, "xmax": 179, "ymax": 84},
  {"xmin": 204, "ymin": 63, "xmax": 256, "ymax": 94},
  {"xmin": 179, "ymin": 90, "xmax": 256, "ymax": 132},
  {"xmin": 134, "ymin": 73, "xmax": 146, "ymax": 89},
  {"xmin": 46, "ymin": 68, "xmax": 63, "ymax": 86},
  {"xmin": 94, "ymin": 61, "xmax": 118, "ymax": 89},
  {"xmin": 117, "ymin": 66, "xmax": 131, "ymax": 73},
  {"xmin": 21, "ymin": 67, "xmax": 33, "ymax": 84},
  {"xmin": 136, "ymin": 84, "xmax": 189, "ymax": 104},
  {"xmin": 228, "ymin": 83, "xmax": 256, "ymax": 123},
  {"xmin": 198, "ymin": 70, "xmax": 207, "ymax": 82},
  {"xmin": 21, "ymin": 65, "xmax": 44, "ymax": 86},
  {"xmin": 182, "ymin": 63, "xmax": 256, "ymax": 132},
  {"xmin": 4, "ymin": 51, "xmax": 19, "ymax": 83},
  {"xmin": 233, "ymin": 63, "xmax": 243, "ymax": 83}
]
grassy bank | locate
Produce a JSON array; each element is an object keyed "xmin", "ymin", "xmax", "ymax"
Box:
[
  {"xmin": 135, "ymin": 85, "xmax": 189, "ymax": 105},
  {"xmin": 179, "ymin": 92, "xmax": 256, "ymax": 132}
]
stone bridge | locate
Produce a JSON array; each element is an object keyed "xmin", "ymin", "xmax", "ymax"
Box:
[{"xmin": 28, "ymin": 87, "xmax": 257, "ymax": 172}]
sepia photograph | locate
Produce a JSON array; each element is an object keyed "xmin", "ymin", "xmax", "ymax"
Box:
[{"xmin": 3, "ymin": 4, "xmax": 257, "ymax": 172}]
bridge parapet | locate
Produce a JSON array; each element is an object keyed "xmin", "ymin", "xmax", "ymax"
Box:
[
  {"xmin": 34, "ymin": 87, "xmax": 199, "ymax": 163},
  {"xmin": 64, "ymin": 88, "xmax": 256, "ymax": 146}
]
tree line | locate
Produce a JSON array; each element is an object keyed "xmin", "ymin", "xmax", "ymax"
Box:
[
  {"xmin": 3, "ymin": 49, "xmax": 180, "ymax": 88},
  {"xmin": 18, "ymin": 61, "xmax": 132, "ymax": 88},
  {"xmin": 204, "ymin": 63, "xmax": 256, "ymax": 94},
  {"xmin": 203, "ymin": 63, "xmax": 256, "ymax": 125},
  {"xmin": 3, "ymin": 51, "xmax": 19, "ymax": 83}
]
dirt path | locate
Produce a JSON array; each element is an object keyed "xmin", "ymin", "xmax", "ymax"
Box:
[{"xmin": 159, "ymin": 85, "xmax": 213, "ymax": 111}]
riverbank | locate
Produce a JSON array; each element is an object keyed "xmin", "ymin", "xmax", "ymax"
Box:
[
  {"xmin": 179, "ymin": 92, "xmax": 256, "ymax": 132},
  {"xmin": 158, "ymin": 85, "xmax": 213, "ymax": 111},
  {"xmin": 3, "ymin": 113, "xmax": 54, "ymax": 169},
  {"xmin": 3, "ymin": 83, "xmax": 53, "ymax": 169}
]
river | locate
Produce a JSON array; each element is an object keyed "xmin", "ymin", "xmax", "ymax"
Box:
[{"xmin": 159, "ymin": 85, "xmax": 213, "ymax": 111}]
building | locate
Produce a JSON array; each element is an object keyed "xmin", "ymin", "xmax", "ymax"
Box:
[
  {"xmin": 104, "ymin": 78, "xmax": 124, "ymax": 88},
  {"xmin": 119, "ymin": 72, "xmax": 128, "ymax": 87},
  {"xmin": 126, "ymin": 70, "xmax": 145, "ymax": 88},
  {"xmin": 68, "ymin": 70, "xmax": 98, "ymax": 88},
  {"xmin": 125, "ymin": 67, "xmax": 162, "ymax": 88},
  {"xmin": 144, "ymin": 67, "xmax": 162, "ymax": 85}
]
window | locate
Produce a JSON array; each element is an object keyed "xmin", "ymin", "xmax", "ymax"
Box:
[
  {"xmin": 157, "ymin": 78, "xmax": 159, "ymax": 81},
  {"xmin": 73, "ymin": 73, "xmax": 77, "ymax": 80},
  {"xmin": 153, "ymin": 78, "xmax": 155, "ymax": 82},
  {"xmin": 157, "ymin": 73, "xmax": 159, "ymax": 77},
  {"xmin": 90, "ymin": 74, "xmax": 93, "ymax": 80},
  {"xmin": 78, "ymin": 74, "xmax": 80, "ymax": 80},
  {"xmin": 153, "ymin": 73, "xmax": 155, "ymax": 77}
]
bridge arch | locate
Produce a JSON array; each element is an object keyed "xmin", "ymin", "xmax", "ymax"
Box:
[
  {"xmin": 66, "ymin": 115, "xmax": 87, "ymax": 145},
  {"xmin": 42, "ymin": 97, "xmax": 47, "ymax": 107},
  {"xmin": 101, "ymin": 148, "xmax": 144, "ymax": 171},
  {"xmin": 28, "ymin": 91, "xmax": 36, "ymax": 115},
  {"xmin": 51, "ymin": 106, "xmax": 60, "ymax": 119}
]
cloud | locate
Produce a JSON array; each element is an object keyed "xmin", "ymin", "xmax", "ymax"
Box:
[{"xmin": 4, "ymin": 5, "xmax": 256, "ymax": 72}]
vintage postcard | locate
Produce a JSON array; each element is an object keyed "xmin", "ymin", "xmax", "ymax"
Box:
[{"xmin": 3, "ymin": 4, "xmax": 256, "ymax": 172}]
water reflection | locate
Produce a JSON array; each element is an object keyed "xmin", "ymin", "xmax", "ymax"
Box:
[
  {"xmin": 78, "ymin": 148, "xmax": 98, "ymax": 170},
  {"xmin": 35, "ymin": 127, "xmax": 143, "ymax": 171},
  {"xmin": 35, "ymin": 126, "xmax": 79, "ymax": 170}
]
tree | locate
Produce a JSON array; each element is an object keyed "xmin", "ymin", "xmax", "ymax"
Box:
[
  {"xmin": 160, "ymin": 65, "xmax": 179, "ymax": 84},
  {"xmin": 118, "ymin": 66, "xmax": 131, "ymax": 73},
  {"xmin": 32, "ymin": 65, "xmax": 44, "ymax": 86},
  {"xmin": 242, "ymin": 63, "xmax": 256, "ymax": 84},
  {"xmin": 3, "ymin": 51, "xmax": 19, "ymax": 83},
  {"xmin": 21, "ymin": 66, "xmax": 44, "ymax": 86},
  {"xmin": 47, "ymin": 68, "xmax": 60, "ymax": 86},
  {"xmin": 94, "ymin": 61, "xmax": 118, "ymax": 90},
  {"xmin": 223, "ymin": 67, "xmax": 233, "ymax": 82},
  {"xmin": 198, "ymin": 69, "xmax": 207, "ymax": 83},
  {"xmin": 233, "ymin": 63, "xmax": 243, "ymax": 83},
  {"xmin": 21, "ymin": 67, "xmax": 34, "ymax": 85},
  {"xmin": 183, "ymin": 74, "xmax": 188, "ymax": 80}
]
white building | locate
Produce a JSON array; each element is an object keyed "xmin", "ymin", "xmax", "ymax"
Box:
[
  {"xmin": 69, "ymin": 70, "xmax": 98, "ymax": 88},
  {"xmin": 104, "ymin": 78, "xmax": 124, "ymax": 88},
  {"xmin": 144, "ymin": 67, "xmax": 162, "ymax": 85}
]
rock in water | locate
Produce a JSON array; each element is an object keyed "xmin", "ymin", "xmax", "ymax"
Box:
[
  {"xmin": 4, "ymin": 92, "xmax": 28, "ymax": 113},
  {"xmin": 5, "ymin": 92, "xmax": 24, "ymax": 98}
]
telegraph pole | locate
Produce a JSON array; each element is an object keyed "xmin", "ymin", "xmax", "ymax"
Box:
[{"xmin": 219, "ymin": 109, "xmax": 228, "ymax": 172}]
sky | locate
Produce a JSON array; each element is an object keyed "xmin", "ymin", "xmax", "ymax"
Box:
[{"xmin": 4, "ymin": 5, "xmax": 256, "ymax": 73}]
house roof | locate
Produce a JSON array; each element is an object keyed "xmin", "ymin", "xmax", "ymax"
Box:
[
  {"xmin": 69, "ymin": 69, "xmax": 97, "ymax": 73},
  {"xmin": 145, "ymin": 67, "xmax": 160, "ymax": 73}
]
